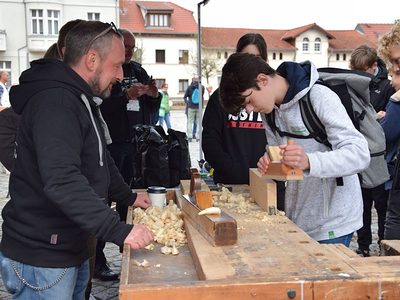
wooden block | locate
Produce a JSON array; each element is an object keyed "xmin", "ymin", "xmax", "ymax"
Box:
[
  {"xmin": 180, "ymin": 192, "xmax": 237, "ymax": 246},
  {"xmin": 381, "ymin": 240, "xmax": 400, "ymax": 256},
  {"xmin": 195, "ymin": 191, "xmax": 213, "ymax": 209},
  {"xmin": 249, "ymin": 168, "xmax": 277, "ymax": 212},
  {"xmin": 267, "ymin": 145, "xmax": 282, "ymax": 162},
  {"xmin": 263, "ymin": 162, "xmax": 303, "ymax": 181}
]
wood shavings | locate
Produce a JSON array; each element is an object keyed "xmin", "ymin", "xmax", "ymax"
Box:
[
  {"xmin": 145, "ymin": 243, "xmax": 155, "ymax": 251},
  {"xmin": 132, "ymin": 259, "xmax": 150, "ymax": 268},
  {"xmin": 198, "ymin": 207, "xmax": 221, "ymax": 215},
  {"xmin": 133, "ymin": 200, "xmax": 187, "ymax": 255}
]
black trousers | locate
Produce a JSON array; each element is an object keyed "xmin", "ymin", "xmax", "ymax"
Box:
[{"xmin": 357, "ymin": 184, "xmax": 388, "ymax": 250}]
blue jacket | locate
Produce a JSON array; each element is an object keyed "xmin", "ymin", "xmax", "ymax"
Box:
[{"xmin": 381, "ymin": 90, "xmax": 400, "ymax": 189}]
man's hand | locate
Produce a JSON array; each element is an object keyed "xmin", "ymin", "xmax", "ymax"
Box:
[
  {"xmin": 126, "ymin": 82, "xmax": 158, "ymax": 99},
  {"xmin": 133, "ymin": 192, "xmax": 151, "ymax": 209},
  {"xmin": 280, "ymin": 142, "xmax": 310, "ymax": 170},
  {"xmin": 124, "ymin": 224, "xmax": 154, "ymax": 250}
]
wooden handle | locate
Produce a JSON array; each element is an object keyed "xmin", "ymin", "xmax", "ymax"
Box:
[
  {"xmin": 190, "ymin": 168, "xmax": 201, "ymax": 196},
  {"xmin": 287, "ymin": 139, "xmax": 295, "ymax": 145}
]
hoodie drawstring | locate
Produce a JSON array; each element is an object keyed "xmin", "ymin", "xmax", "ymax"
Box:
[{"xmin": 80, "ymin": 94, "xmax": 105, "ymax": 167}]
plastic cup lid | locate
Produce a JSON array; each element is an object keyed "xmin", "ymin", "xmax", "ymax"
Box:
[{"xmin": 147, "ymin": 186, "xmax": 166, "ymax": 193}]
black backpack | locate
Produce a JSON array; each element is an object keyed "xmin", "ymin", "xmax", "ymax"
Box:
[{"xmin": 266, "ymin": 67, "xmax": 389, "ymax": 188}]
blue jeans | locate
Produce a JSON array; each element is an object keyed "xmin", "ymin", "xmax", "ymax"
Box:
[
  {"xmin": 0, "ymin": 252, "xmax": 89, "ymax": 300},
  {"xmin": 318, "ymin": 232, "xmax": 354, "ymax": 247},
  {"xmin": 158, "ymin": 112, "xmax": 171, "ymax": 129}
]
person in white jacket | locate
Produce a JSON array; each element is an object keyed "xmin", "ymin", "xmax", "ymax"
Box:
[{"xmin": 219, "ymin": 53, "xmax": 370, "ymax": 247}]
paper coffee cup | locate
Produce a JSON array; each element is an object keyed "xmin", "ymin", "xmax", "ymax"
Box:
[{"xmin": 147, "ymin": 186, "xmax": 167, "ymax": 208}]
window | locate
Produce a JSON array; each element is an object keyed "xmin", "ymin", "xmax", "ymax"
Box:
[
  {"xmin": 217, "ymin": 52, "xmax": 221, "ymax": 59},
  {"xmin": 314, "ymin": 38, "xmax": 321, "ymax": 52},
  {"xmin": 302, "ymin": 37, "xmax": 309, "ymax": 52},
  {"xmin": 31, "ymin": 9, "xmax": 60, "ymax": 35},
  {"xmin": 224, "ymin": 52, "xmax": 228, "ymax": 59},
  {"xmin": 47, "ymin": 10, "xmax": 59, "ymax": 35},
  {"xmin": 148, "ymin": 14, "xmax": 170, "ymax": 27},
  {"xmin": 336, "ymin": 53, "xmax": 340, "ymax": 61},
  {"xmin": 155, "ymin": 50, "xmax": 165, "ymax": 63},
  {"xmin": 31, "ymin": 9, "xmax": 43, "ymax": 34},
  {"xmin": 343, "ymin": 53, "xmax": 347, "ymax": 61},
  {"xmin": 272, "ymin": 53, "xmax": 276, "ymax": 60},
  {"xmin": 179, "ymin": 79, "xmax": 188, "ymax": 93},
  {"xmin": 155, "ymin": 79, "xmax": 165, "ymax": 89},
  {"xmin": 0, "ymin": 61, "xmax": 11, "ymax": 85},
  {"xmin": 279, "ymin": 53, "xmax": 283, "ymax": 60},
  {"xmin": 179, "ymin": 50, "xmax": 189, "ymax": 64},
  {"xmin": 88, "ymin": 12, "xmax": 100, "ymax": 21}
]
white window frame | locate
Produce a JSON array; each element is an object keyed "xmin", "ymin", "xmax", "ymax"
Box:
[
  {"xmin": 31, "ymin": 9, "xmax": 60, "ymax": 35},
  {"xmin": 31, "ymin": 9, "xmax": 44, "ymax": 35},
  {"xmin": 314, "ymin": 38, "xmax": 321, "ymax": 53},
  {"xmin": 88, "ymin": 12, "xmax": 100, "ymax": 21},
  {"xmin": 47, "ymin": 10, "xmax": 59, "ymax": 35},
  {"xmin": 302, "ymin": 37, "xmax": 309, "ymax": 52},
  {"xmin": 148, "ymin": 13, "xmax": 169, "ymax": 27}
]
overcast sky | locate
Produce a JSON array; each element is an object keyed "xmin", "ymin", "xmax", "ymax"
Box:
[{"xmin": 165, "ymin": 0, "xmax": 399, "ymax": 30}]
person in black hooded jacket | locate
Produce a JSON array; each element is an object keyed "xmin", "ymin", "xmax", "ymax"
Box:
[{"xmin": 0, "ymin": 21, "xmax": 153, "ymax": 299}]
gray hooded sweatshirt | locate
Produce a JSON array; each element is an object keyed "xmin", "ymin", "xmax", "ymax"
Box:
[{"xmin": 262, "ymin": 61, "xmax": 370, "ymax": 241}]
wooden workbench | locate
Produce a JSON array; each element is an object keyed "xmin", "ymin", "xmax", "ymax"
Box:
[{"xmin": 119, "ymin": 184, "xmax": 400, "ymax": 300}]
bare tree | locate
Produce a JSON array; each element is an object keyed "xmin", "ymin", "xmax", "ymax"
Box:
[{"xmin": 201, "ymin": 55, "xmax": 217, "ymax": 84}]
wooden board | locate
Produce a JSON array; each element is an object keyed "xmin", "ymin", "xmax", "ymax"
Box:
[
  {"xmin": 120, "ymin": 185, "xmax": 400, "ymax": 300},
  {"xmin": 180, "ymin": 191, "xmax": 237, "ymax": 246},
  {"xmin": 249, "ymin": 168, "xmax": 277, "ymax": 212}
]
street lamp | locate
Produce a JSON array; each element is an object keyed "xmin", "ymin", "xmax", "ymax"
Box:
[{"xmin": 197, "ymin": 0, "xmax": 210, "ymax": 161}]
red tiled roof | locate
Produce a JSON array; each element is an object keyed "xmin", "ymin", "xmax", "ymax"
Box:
[
  {"xmin": 119, "ymin": 0, "xmax": 197, "ymax": 35},
  {"xmin": 328, "ymin": 30, "xmax": 377, "ymax": 50},
  {"xmin": 281, "ymin": 23, "xmax": 335, "ymax": 41},
  {"xmin": 136, "ymin": 1, "xmax": 173, "ymax": 10},
  {"xmin": 202, "ymin": 27, "xmax": 386, "ymax": 51},
  {"xmin": 202, "ymin": 27, "xmax": 295, "ymax": 51},
  {"xmin": 355, "ymin": 23, "xmax": 394, "ymax": 44}
]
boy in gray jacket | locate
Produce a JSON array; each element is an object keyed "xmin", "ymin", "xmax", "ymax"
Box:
[{"xmin": 219, "ymin": 53, "xmax": 370, "ymax": 246}]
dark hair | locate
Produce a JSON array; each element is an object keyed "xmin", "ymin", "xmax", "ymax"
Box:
[
  {"xmin": 236, "ymin": 33, "xmax": 268, "ymax": 61},
  {"xmin": 57, "ymin": 19, "xmax": 83, "ymax": 58},
  {"xmin": 44, "ymin": 43, "xmax": 61, "ymax": 59},
  {"xmin": 219, "ymin": 52, "xmax": 276, "ymax": 115},
  {"xmin": 63, "ymin": 21, "xmax": 122, "ymax": 66}
]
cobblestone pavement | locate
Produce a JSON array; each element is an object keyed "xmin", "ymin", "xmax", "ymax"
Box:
[{"xmin": 0, "ymin": 109, "xmax": 378, "ymax": 299}]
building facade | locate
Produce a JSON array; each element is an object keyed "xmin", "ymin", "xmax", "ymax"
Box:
[
  {"xmin": 0, "ymin": 0, "xmax": 119, "ymax": 85},
  {"xmin": 0, "ymin": 0, "xmax": 394, "ymax": 101}
]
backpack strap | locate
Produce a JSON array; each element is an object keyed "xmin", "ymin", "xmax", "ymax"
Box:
[
  {"xmin": 300, "ymin": 85, "xmax": 346, "ymax": 186},
  {"xmin": 265, "ymin": 110, "xmax": 314, "ymax": 140},
  {"xmin": 299, "ymin": 90, "xmax": 331, "ymax": 148}
]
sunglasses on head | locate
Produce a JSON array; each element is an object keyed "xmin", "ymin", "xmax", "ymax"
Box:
[{"xmin": 84, "ymin": 22, "xmax": 120, "ymax": 54}]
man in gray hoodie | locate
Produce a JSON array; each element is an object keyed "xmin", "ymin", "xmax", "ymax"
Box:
[{"xmin": 219, "ymin": 53, "xmax": 370, "ymax": 246}]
